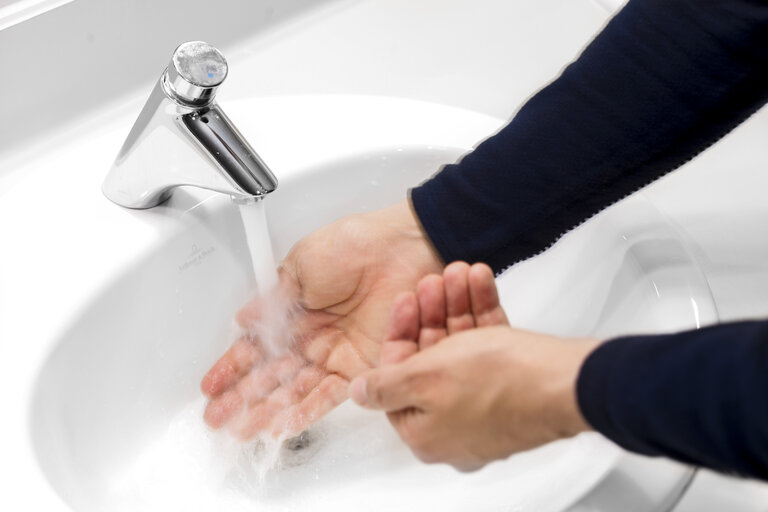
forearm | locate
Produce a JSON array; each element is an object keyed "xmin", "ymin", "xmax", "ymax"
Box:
[
  {"xmin": 577, "ymin": 320, "xmax": 768, "ymax": 479},
  {"xmin": 411, "ymin": 0, "xmax": 768, "ymax": 273}
]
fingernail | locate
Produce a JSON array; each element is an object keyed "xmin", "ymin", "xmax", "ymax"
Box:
[{"xmin": 348, "ymin": 377, "xmax": 368, "ymax": 407}]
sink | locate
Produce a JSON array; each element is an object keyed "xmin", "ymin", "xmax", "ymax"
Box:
[{"xmin": 8, "ymin": 96, "xmax": 712, "ymax": 511}]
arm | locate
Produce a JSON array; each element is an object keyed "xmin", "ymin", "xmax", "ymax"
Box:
[
  {"xmin": 401, "ymin": 0, "xmax": 768, "ymax": 476},
  {"xmin": 412, "ymin": 0, "xmax": 768, "ymax": 273},
  {"xmin": 578, "ymin": 320, "xmax": 768, "ymax": 480},
  {"xmin": 352, "ymin": 317, "xmax": 768, "ymax": 479}
]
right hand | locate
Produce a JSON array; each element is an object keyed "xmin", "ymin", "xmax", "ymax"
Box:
[
  {"xmin": 201, "ymin": 200, "xmax": 443, "ymax": 440},
  {"xmin": 350, "ymin": 325, "xmax": 598, "ymax": 471}
]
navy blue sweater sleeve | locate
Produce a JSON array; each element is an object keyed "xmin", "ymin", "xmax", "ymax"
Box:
[
  {"xmin": 408, "ymin": 0, "xmax": 768, "ymax": 480},
  {"xmin": 411, "ymin": 0, "xmax": 768, "ymax": 273},
  {"xmin": 578, "ymin": 321, "xmax": 768, "ymax": 479}
]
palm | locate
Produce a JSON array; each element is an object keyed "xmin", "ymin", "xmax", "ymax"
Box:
[{"xmin": 201, "ymin": 203, "xmax": 441, "ymax": 440}]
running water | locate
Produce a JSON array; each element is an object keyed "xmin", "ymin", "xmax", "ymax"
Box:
[
  {"xmin": 239, "ymin": 200, "xmax": 279, "ymax": 295},
  {"xmin": 237, "ymin": 199, "xmax": 302, "ymax": 459},
  {"xmin": 238, "ymin": 199, "xmax": 299, "ymax": 358}
]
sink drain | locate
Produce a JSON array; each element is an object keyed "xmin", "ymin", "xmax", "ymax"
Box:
[
  {"xmin": 283, "ymin": 430, "xmax": 311, "ymax": 451},
  {"xmin": 279, "ymin": 429, "xmax": 322, "ymax": 467}
]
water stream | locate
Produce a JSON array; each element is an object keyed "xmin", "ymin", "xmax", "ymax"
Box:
[{"xmin": 239, "ymin": 200, "xmax": 279, "ymax": 295}]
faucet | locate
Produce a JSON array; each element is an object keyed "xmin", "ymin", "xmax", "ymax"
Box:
[{"xmin": 103, "ymin": 41, "xmax": 277, "ymax": 209}]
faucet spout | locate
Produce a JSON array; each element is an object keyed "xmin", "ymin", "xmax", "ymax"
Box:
[{"xmin": 103, "ymin": 41, "xmax": 277, "ymax": 209}]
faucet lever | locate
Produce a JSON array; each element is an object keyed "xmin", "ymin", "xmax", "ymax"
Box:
[{"xmin": 103, "ymin": 41, "xmax": 278, "ymax": 209}]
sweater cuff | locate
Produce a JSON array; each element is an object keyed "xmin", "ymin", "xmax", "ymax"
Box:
[
  {"xmin": 576, "ymin": 338, "xmax": 625, "ymax": 443},
  {"xmin": 410, "ymin": 183, "xmax": 461, "ymax": 266}
]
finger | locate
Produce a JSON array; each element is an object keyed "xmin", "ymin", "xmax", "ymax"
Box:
[
  {"xmin": 387, "ymin": 406, "xmax": 430, "ymax": 452},
  {"xmin": 384, "ymin": 292, "xmax": 420, "ymax": 342},
  {"xmin": 275, "ymin": 374, "xmax": 350, "ymax": 438},
  {"xmin": 204, "ymin": 353, "xmax": 303, "ymax": 431},
  {"xmin": 201, "ymin": 337, "xmax": 261, "ymax": 397},
  {"xmin": 381, "ymin": 292, "xmax": 420, "ymax": 366},
  {"xmin": 231, "ymin": 388, "xmax": 291, "ymax": 440},
  {"xmin": 231, "ymin": 366, "xmax": 324, "ymax": 440},
  {"xmin": 235, "ymin": 353, "xmax": 303, "ymax": 407},
  {"xmin": 203, "ymin": 388, "xmax": 244, "ymax": 429},
  {"xmin": 452, "ymin": 460, "xmax": 485, "ymax": 473},
  {"xmin": 348, "ymin": 365, "xmax": 423, "ymax": 412},
  {"xmin": 380, "ymin": 340, "xmax": 419, "ymax": 368},
  {"xmin": 468, "ymin": 263, "xmax": 509, "ymax": 327},
  {"xmin": 291, "ymin": 365, "xmax": 326, "ymax": 398},
  {"xmin": 416, "ymin": 275, "xmax": 447, "ymax": 349},
  {"xmin": 324, "ymin": 338, "xmax": 372, "ymax": 380},
  {"xmin": 444, "ymin": 261, "xmax": 475, "ymax": 334}
]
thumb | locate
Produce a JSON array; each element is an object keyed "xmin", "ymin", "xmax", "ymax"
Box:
[{"xmin": 348, "ymin": 365, "xmax": 420, "ymax": 412}]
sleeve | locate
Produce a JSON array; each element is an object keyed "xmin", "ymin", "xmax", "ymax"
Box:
[
  {"xmin": 577, "ymin": 320, "xmax": 768, "ymax": 480},
  {"xmin": 410, "ymin": 0, "xmax": 768, "ymax": 274}
]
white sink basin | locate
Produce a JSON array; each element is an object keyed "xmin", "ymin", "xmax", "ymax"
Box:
[{"xmin": 2, "ymin": 96, "xmax": 710, "ymax": 511}]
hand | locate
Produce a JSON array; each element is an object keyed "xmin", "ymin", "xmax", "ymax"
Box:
[
  {"xmin": 350, "ymin": 325, "xmax": 598, "ymax": 471},
  {"xmin": 200, "ymin": 200, "xmax": 443, "ymax": 439},
  {"xmin": 379, "ymin": 261, "xmax": 510, "ymax": 366}
]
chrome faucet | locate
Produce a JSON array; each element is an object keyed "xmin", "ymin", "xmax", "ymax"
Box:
[{"xmin": 103, "ymin": 41, "xmax": 277, "ymax": 209}]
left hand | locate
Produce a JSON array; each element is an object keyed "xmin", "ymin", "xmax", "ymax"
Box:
[
  {"xmin": 349, "ymin": 325, "xmax": 599, "ymax": 471},
  {"xmin": 200, "ymin": 201, "xmax": 442, "ymax": 439}
]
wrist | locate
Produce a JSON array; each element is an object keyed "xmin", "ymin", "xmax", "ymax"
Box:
[
  {"xmin": 553, "ymin": 337, "xmax": 601, "ymax": 437},
  {"xmin": 377, "ymin": 199, "xmax": 444, "ymax": 272}
]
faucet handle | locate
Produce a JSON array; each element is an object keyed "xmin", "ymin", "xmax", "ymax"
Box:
[{"xmin": 164, "ymin": 41, "xmax": 228, "ymax": 106}]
